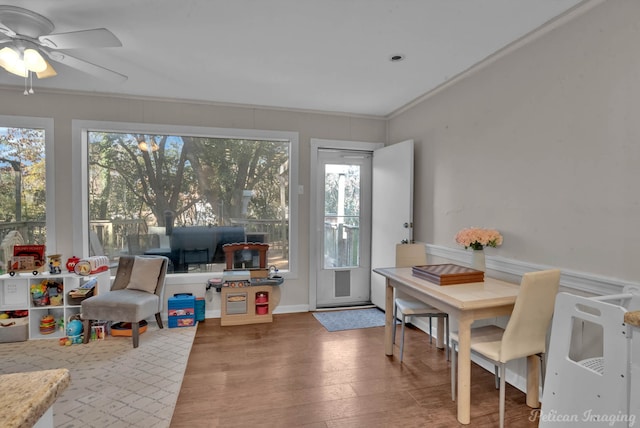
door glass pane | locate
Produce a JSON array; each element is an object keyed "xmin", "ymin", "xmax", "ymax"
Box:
[{"xmin": 323, "ymin": 164, "xmax": 360, "ymax": 268}]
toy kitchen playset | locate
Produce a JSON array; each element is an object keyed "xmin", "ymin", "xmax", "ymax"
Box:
[{"xmin": 210, "ymin": 243, "xmax": 284, "ymax": 326}]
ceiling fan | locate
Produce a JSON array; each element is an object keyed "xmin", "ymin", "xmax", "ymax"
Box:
[{"xmin": 0, "ymin": 5, "xmax": 127, "ymax": 88}]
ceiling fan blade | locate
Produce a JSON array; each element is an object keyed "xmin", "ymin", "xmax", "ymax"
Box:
[
  {"xmin": 39, "ymin": 28, "xmax": 122, "ymax": 49},
  {"xmin": 42, "ymin": 49, "xmax": 127, "ymax": 83},
  {"xmin": 0, "ymin": 21, "xmax": 16, "ymax": 37}
]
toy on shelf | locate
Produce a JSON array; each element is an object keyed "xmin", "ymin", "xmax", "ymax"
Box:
[
  {"xmin": 30, "ymin": 281, "xmax": 49, "ymax": 306},
  {"xmin": 39, "ymin": 315, "xmax": 57, "ymax": 335},
  {"xmin": 47, "ymin": 254, "xmax": 62, "ymax": 274},
  {"xmin": 46, "ymin": 279, "xmax": 63, "ymax": 306},
  {"xmin": 8, "ymin": 244, "xmax": 46, "ymax": 276},
  {"xmin": 30, "ymin": 279, "xmax": 63, "ymax": 306},
  {"xmin": 66, "ymin": 256, "xmax": 80, "ymax": 273},
  {"xmin": 73, "ymin": 256, "xmax": 109, "ymax": 276},
  {"xmin": 68, "ymin": 277, "xmax": 97, "ymax": 300}
]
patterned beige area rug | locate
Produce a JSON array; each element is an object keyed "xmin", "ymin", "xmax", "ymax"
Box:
[{"xmin": 0, "ymin": 322, "xmax": 197, "ymax": 427}]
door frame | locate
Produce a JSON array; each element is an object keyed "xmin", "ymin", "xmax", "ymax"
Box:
[{"xmin": 309, "ymin": 138, "xmax": 384, "ymax": 310}]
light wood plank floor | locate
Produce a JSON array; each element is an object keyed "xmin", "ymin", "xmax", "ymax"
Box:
[{"xmin": 171, "ymin": 312, "xmax": 540, "ymax": 427}]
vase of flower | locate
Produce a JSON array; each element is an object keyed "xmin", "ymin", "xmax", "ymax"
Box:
[
  {"xmin": 455, "ymin": 227, "xmax": 503, "ymax": 272},
  {"xmin": 471, "ymin": 249, "xmax": 485, "ymax": 272}
]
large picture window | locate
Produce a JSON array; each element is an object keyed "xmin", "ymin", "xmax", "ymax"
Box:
[{"xmin": 85, "ymin": 125, "xmax": 296, "ymax": 276}]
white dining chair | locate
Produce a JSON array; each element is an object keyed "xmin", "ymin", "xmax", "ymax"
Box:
[
  {"xmin": 450, "ymin": 268, "xmax": 561, "ymax": 428},
  {"xmin": 393, "ymin": 243, "xmax": 449, "ymax": 362}
]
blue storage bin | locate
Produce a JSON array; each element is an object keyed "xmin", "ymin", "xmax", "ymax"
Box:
[
  {"xmin": 168, "ymin": 315, "xmax": 195, "ymax": 328},
  {"xmin": 168, "ymin": 293, "xmax": 195, "ymax": 328},
  {"xmin": 195, "ymin": 297, "xmax": 205, "ymax": 322}
]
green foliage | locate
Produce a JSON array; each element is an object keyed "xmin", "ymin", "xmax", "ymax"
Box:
[
  {"xmin": 88, "ymin": 132, "xmax": 289, "ymax": 229},
  {"xmin": 0, "ymin": 127, "xmax": 46, "ymax": 223}
]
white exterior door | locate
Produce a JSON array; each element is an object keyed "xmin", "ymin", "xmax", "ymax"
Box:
[
  {"xmin": 370, "ymin": 140, "xmax": 414, "ymax": 309},
  {"xmin": 315, "ymin": 148, "xmax": 373, "ymax": 308}
]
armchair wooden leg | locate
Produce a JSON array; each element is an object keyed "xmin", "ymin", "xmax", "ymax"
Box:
[
  {"xmin": 82, "ymin": 319, "xmax": 92, "ymax": 344},
  {"xmin": 132, "ymin": 322, "xmax": 139, "ymax": 348},
  {"xmin": 155, "ymin": 313, "xmax": 164, "ymax": 329}
]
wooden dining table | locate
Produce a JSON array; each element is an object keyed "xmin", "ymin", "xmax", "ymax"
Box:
[{"xmin": 373, "ymin": 266, "xmax": 540, "ymax": 425}]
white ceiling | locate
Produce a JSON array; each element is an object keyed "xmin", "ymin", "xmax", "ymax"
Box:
[{"xmin": 0, "ymin": 0, "xmax": 586, "ymax": 117}]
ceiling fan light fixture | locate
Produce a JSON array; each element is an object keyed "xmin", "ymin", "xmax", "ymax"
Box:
[
  {"xmin": 23, "ymin": 48, "xmax": 47, "ymax": 72},
  {"xmin": 0, "ymin": 46, "xmax": 18, "ymax": 62},
  {"xmin": 0, "ymin": 45, "xmax": 55, "ymax": 80},
  {"xmin": 36, "ymin": 62, "xmax": 57, "ymax": 79},
  {"xmin": 0, "ymin": 46, "xmax": 27, "ymax": 77}
]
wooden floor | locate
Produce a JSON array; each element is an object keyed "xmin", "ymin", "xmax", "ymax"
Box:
[{"xmin": 171, "ymin": 312, "xmax": 541, "ymax": 427}]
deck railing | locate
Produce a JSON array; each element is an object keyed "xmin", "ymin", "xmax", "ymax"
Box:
[
  {"xmin": 323, "ymin": 221, "xmax": 359, "ymax": 267},
  {"xmin": 0, "ymin": 221, "xmax": 46, "ymax": 265},
  {"xmin": 1, "ymin": 219, "xmax": 298, "ymax": 271}
]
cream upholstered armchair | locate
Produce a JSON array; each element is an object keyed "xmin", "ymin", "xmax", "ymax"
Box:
[
  {"xmin": 450, "ymin": 268, "xmax": 561, "ymax": 428},
  {"xmin": 81, "ymin": 255, "xmax": 169, "ymax": 348}
]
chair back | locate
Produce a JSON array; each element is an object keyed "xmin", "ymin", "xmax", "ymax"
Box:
[
  {"xmin": 395, "ymin": 243, "xmax": 428, "ymax": 301},
  {"xmin": 395, "ymin": 243, "xmax": 427, "ymax": 268},
  {"xmin": 111, "ymin": 255, "xmax": 169, "ymax": 310},
  {"xmin": 89, "ymin": 230, "xmax": 105, "ymax": 257},
  {"xmin": 499, "ymin": 269, "xmax": 561, "ymax": 362}
]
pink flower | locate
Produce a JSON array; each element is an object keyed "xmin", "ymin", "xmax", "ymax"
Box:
[{"xmin": 455, "ymin": 227, "xmax": 503, "ymax": 250}]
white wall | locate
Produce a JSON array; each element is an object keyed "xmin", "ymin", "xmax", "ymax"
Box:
[
  {"xmin": 388, "ymin": 0, "xmax": 640, "ymax": 284},
  {"xmin": 0, "ymin": 90, "xmax": 386, "ymax": 313},
  {"xmin": 2, "ymin": 0, "xmax": 636, "ymax": 314}
]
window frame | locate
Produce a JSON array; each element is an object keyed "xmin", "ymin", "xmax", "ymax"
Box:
[
  {"xmin": 72, "ymin": 120, "xmax": 299, "ymax": 282},
  {"xmin": 0, "ymin": 114, "xmax": 55, "ymax": 251}
]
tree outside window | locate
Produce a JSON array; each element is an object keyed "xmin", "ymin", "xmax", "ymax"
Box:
[
  {"xmin": 0, "ymin": 127, "xmax": 47, "ymax": 264},
  {"xmin": 88, "ymin": 131, "xmax": 290, "ymax": 273}
]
